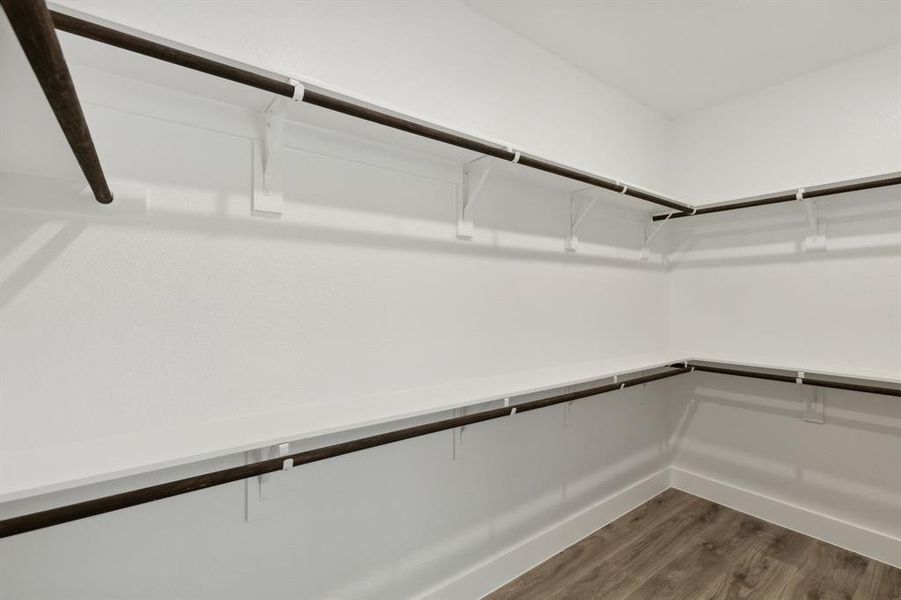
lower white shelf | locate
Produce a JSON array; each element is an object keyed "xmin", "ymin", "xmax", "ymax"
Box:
[{"xmin": 2, "ymin": 352, "xmax": 898, "ymax": 504}]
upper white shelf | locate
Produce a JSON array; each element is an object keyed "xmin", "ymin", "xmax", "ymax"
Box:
[{"xmin": 50, "ymin": 21, "xmax": 673, "ymax": 219}]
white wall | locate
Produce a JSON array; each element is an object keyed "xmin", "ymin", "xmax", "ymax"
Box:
[
  {"xmin": 666, "ymin": 43, "xmax": 901, "ymax": 202},
  {"xmin": 54, "ymin": 0, "xmax": 673, "ymax": 193},
  {"xmin": 0, "ymin": 4, "xmax": 675, "ymax": 598},
  {"xmin": 2, "ymin": 385, "xmax": 674, "ymax": 600},
  {"xmin": 666, "ymin": 372, "xmax": 901, "ymax": 565},
  {"xmin": 663, "ymin": 42, "xmax": 901, "ymax": 568},
  {"xmin": 1, "ymin": 2, "xmax": 900, "ymax": 598},
  {"xmin": 662, "ymin": 188, "xmax": 901, "ymax": 567}
]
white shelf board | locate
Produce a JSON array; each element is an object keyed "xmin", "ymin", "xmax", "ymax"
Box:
[
  {"xmin": 0, "ymin": 352, "xmax": 681, "ymax": 503},
  {"xmin": 53, "ymin": 22, "xmax": 668, "ymax": 217},
  {"xmin": 686, "ymin": 354, "xmax": 901, "ymax": 385},
  {"xmin": 3, "ymin": 351, "xmax": 897, "ymax": 503}
]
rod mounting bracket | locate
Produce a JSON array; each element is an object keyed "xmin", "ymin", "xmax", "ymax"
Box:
[
  {"xmin": 641, "ymin": 209, "xmax": 673, "ymax": 261},
  {"xmin": 566, "ymin": 188, "xmax": 599, "ymax": 252},
  {"xmin": 245, "ymin": 442, "xmax": 290, "ymax": 521},
  {"xmin": 803, "ymin": 387, "xmax": 825, "ymax": 424},
  {"xmin": 457, "ymin": 155, "xmax": 495, "ymax": 239},
  {"xmin": 252, "ymin": 80, "xmax": 301, "ymax": 217},
  {"xmin": 798, "ymin": 190, "xmax": 826, "ymax": 252}
]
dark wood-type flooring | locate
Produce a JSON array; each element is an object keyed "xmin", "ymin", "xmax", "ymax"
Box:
[{"xmin": 485, "ymin": 489, "xmax": 901, "ymax": 600}]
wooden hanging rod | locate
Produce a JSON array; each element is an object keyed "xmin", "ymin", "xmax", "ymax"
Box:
[
  {"xmin": 683, "ymin": 362, "xmax": 901, "ymax": 397},
  {"xmin": 1, "ymin": 0, "xmax": 113, "ymax": 203},
  {"xmin": 1, "ymin": 359, "xmax": 898, "ymax": 539},
  {"xmin": 652, "ymin": 174, "xmax": 901, "ymax": 221},
  {"xmin": 7, "ymin": 8, "xmax": 899, "ymax": 214},
  {"xmin": 48, "ymin": 9, "xmax": 692, "ymax": 213},
  {"xmin": 0, "ymin": 366, "xmax": 689, "ymax": 539}
]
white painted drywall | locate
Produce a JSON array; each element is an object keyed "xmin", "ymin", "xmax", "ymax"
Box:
[
  {"xmin": 52, "ymin": 0, "xmax": 673, "ymax": 193},
  {"xmin": 1, "ymin": 385, "xmax": 674, "ymax": 600},
  {"xmin": 666, "ymin": 372, "xmax": 901, "ymax": 565},
  {"xmin": 1, "ymin": 2, "xmax": 900, "ymax": 599},
  {"xmin": 0, "ymin": 3, "xmax": 676, "ymax": 598},
  {"xmin": 662, "ymin": 43, "xmax": 901, "ymax": 567},
  {"xmin": 661, "ymin": 187, "xmax": 901, "ymax": 567},
  {"xmin": 666, "ymin": 43, "xmax": 901, "ymax": 203}
]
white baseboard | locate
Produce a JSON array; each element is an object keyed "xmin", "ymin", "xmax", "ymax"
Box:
[
  {"xmin": 422, "ymin": 467, "xmax": 899, "ymax": 600},
  {"xmin": 670, "ymin": 467, "xmax": 901, "ymax": 568},
  {"xmin": 420, "ymin": 469, "xmax": 671, "ymax": 600}
]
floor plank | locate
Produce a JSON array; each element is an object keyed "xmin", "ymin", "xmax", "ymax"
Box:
[
  {"xmin": 620, "ymin": 510, "xmax": 744, "ymax": 600},
  {"xmin": 484, "ymin": 489, "xmax": 900, "ymax": 600},
  {"xmin": 776, "ymin": 540, "xmax": 871, "ymax": 600},
  {"xmin": 853, "ymin": 560, "xmax": 901, "ymax": 600},
  {"xmin": 484, "ymin": 488, "xmax": 697, "ymax": 600},
  {"xmin": 538, "ymin": 498, "xmax": 728, "ymax": 598},
  {"xmin": 707, "ymin": 513, "xmax": 813, "ymax": 599}
]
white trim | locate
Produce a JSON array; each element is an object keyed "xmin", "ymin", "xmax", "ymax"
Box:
[
  {"xmin": 670, "ymin": 467, "xmax": 901, "ymax": 568},
  {"xmin": 422, "ymin": 467, "xmax": 900, "ymax": 599},
  {"xmin": 419, "ymin": 469, "xmax": 670, "ymax": 600}
]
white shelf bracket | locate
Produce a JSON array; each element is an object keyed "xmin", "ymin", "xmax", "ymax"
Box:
[
  {"xmin": 641, "ymin": 209, "xmax": 672, "ymax": 261},
  {"xmin": 798, "ymin": 188, "xmax": 826, "ymax": 252},
  {"xmin": 803, "ymin": 387, "xmax": 825, "ymax": 424},
  {"xmin": 562, "ymin": 401, "xmax": 574, "ymax": 427},
  {"xmin": 457, "ymin": 155, "xmax": 495, "ymax": 239},
  {"xmin": 452, "ymin": 406, "xmax": 467, "ymax": 461},
  {"xmin": 245, "ymin": 442, "xmax": 291, "ymax": 521},
  {"xmin": 252, "ymin": 79, "xmax": 303, "ymax": 217},
  {"xmin": 565, "ymin": 187, "xmax": 599, "ymax": 252}
]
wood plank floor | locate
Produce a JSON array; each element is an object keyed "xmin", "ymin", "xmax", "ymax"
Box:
[{"xmin": 484, "ymin": 489, "xmax": 901, "ymax": 600}]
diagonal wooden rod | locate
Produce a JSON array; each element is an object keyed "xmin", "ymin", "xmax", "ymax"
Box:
[{"xmin": 2, "ymin": 0, "xmax": 113, "ymax": 203}]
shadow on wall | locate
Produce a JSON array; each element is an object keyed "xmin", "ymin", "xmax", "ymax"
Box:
[
  {"xmin": 0, "ymin": 161, "xmax": 658, "ymax": 313},
  {"xmin": 0, "ymin": 211, "xmax": 86, "ymax": 310},
  {"xmin": 3, "ymin": 91, "xmax": 898, "ymax": 306}
]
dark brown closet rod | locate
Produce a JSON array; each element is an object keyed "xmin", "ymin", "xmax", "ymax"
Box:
[
  {"xmin": 48, "ymin": 10, "xmax": 693, "ymax": 212},
  {"xmin": 1, "ymin": 1, "xmax": 113, "ymax": 203},
  {"xmin": 682, "ymin": 363, "xmax": 901, "ymax": 397},
  {"xmin": 652, "ymin": 174, "xmax": 901, "ymax": 221},
  {"xmin": 1, "ymin": 361, "xmax": 897, "ymax": 538},
  {"xmin": 0, "ymin": 366, "xmax": 688, "ymax": 539}
]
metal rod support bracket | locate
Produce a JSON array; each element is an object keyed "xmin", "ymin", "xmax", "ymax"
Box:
[
  {"xmin": 798, "ymin": 189, "xmax": 826, "ymax": 252},
  {"xmin": 566, "ymin": 187, "xmax": 599, "ymax": 252},
  {"xmin": 252, "ymin": 79, "xmax": 301, "ymax": 217},
  {"xmin": 245, "ymin": 442, "xmax": 291, "ymax": 521},
  {"xmin": 803, "ymin": 387, "xmax": 826, "ymax": 424},
  {"xmin": 457, "ymin": 155, "xmax": 495, "ymax": 239},
  {"xmin": 641, "ymin": 210, "xmax": 673, "ymax": 261}
]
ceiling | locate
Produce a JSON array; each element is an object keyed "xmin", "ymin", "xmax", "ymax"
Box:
[{"xmin": 463, "ymin": 0, "xmax": 901, "ymax": 118}]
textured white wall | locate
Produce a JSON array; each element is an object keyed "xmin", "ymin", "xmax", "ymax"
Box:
[
  {"xmin": 54, "ymin": 0, "xmax": 673, "ymax": 193},
  {"xmin": 1, "ymin": 4, "xmax": 674, "ymax": 599},
  {"xmin": 666, "ymin": 372, "xmax": 901, "ymax": 563},
  {"xmin": 1, "ymin": 2, "xmax": 900, "ymax": 598},
  {"xmin": 2, "ymin": 384, "xmax": 674, "ymax": 600},
  {"xmin": 666, "ymin": 43, "xmax": 901, "ymax": 202},
  {"xmin": 663, "ymin": 42, "xmax": 901, "ymax": 567}
]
